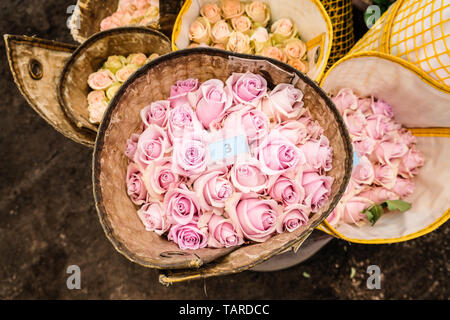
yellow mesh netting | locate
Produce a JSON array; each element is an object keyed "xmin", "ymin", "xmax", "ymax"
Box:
[{"xmin": 321, "ymin": 0, "xmax": 355, "ymax": 68}]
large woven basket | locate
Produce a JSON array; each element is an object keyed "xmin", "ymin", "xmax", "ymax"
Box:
[
  {"xmin": 93, "ymin": 48, "xmax": 352, "ymax": 281},
  {"xmin": 59, "ymin": 27, "xmax": 171, "ymax": 133},
  {"xmin": 172, "ymin": 0, "xmax": 333, "ymax": 83},
  {"xmin": 319, "ymin": 51, "xmax": 450, "ymax": 244}
]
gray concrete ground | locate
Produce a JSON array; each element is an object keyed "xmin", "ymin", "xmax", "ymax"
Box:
[{"xmin": 0, "ymin": 0, "xmax": 448, "ymax": 299}]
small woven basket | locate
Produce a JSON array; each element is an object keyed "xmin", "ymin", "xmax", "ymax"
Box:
[
  {"xmin": 59, "ymin": 27, "xmax": 172, "ymax": 133},
  {"xmin": 93, "ymin": 48, "xmax": 353, "ymax": 277}
]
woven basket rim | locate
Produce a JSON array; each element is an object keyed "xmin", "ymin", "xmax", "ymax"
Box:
[
  {"xmin": 58, "ymin": 26, "xmax": 171, "ymax": 133},
  {"xmin": 93, "ymin": 47, "xmax": 353, "ymax": 270}
]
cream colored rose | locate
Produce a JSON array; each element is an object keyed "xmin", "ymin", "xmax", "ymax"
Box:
[
  {"xmin": 126, "ymin": 53, "xmax": 147, "ymax": 66},
  {"xmin": 145, "ymin": 53, "xmax": 159, "ymax": 64},
  {"xmin": 200, "ymin": 2, "xmax": 221, "ymax": 24},
  {"xmin": 88, "ymin": 101, "xmax": 108, "ymax": 124},
  {"xmin": 284, "ymin": 38, "xmax": 307, "ymax": 60},
  {"xmin": 220, "ymin": 0, "xmax": 244, "ymax": 19},
  {"xmin": 211, "ymin": 20, "xmax": 232, "ymax": 44},
  {"xmin": 115, "ymin": 64, "xmax": 139, "ymax": 82},
  {"xmin": 261, "ymin": 46, "xmax": 287, "ymax": 63},
  {"xmin": 271, "ymin": 18, "xmax": 297, "ymax": 43},
  {"xmin": 106, "ymin": 82, "xmax": 122, "ymax": 100},
  {"xmin": 212, "ymin": 43, "xmax": 226, "ymax": 50},
  {"xmin": 231, "ymin": 15, "xmax": 252, "ymax": 34},
  {"xmin": 245, "ymin": 1, "xmax": 270, "ymax": 27},
  {"xmin": 189, "ymin": 17, "xmax": 211, "ymax": 44},
  {"xmin": 288, "ymin": 59, "xmax": 308, "ymax": 73},
  {"xmin": 250, "ymin": 26, "xmax": 270, "ymax": 53},
  {"xmin": 226, "ymin": 31, "xmax": 252, "ymax": 54}
]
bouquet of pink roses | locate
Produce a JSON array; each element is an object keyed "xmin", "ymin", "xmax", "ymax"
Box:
[
  {"xmin": 327, "ymin": 89, "xmax": 424, "ymax": 227},
  {"xmin": 187, "ymin": 0, "xmax": 309, "ymax": 73},
  {"xmin": 100, "ymin": 0, "xmax": 159, "ymax": 31},
  {"xmin": 124, "ymin": 72, "xmax": 334, "ymax": 250}
]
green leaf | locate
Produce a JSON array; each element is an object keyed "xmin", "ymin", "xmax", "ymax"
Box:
[
  {"xmin": 363, "ymin": 204, "xmax": 384, "ymax": 226},
  {"xmin": 383, "ymin": 200, "xmax": 412, "ymax": 212},
  {"xmin": 302, "ymin": 272, "xmax": 311, "ymax": 279}
]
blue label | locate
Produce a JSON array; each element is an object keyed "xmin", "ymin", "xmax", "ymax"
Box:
[
  {"xmin": 208, "ymin": 135, "xmax": 249, "ymax": 163},
  {"xmin": 353, "ymin": 151, "xmax": 360, "ymax": 167}
]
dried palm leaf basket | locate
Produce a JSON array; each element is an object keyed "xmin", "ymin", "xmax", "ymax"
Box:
[
  {"xmin": 172, "ymin": 0, "xmax": 333, "ymax": 83},
  {"xmin": 93, "ymin": 48, "xmax": 353, "ymax": 283},
  {"xmin": 319, "ymin": 51, "xmax": 450, "ymax": 244},
  {"xmin": 5, "ymin": 27, "xmax": 171, "ymax": 147}
]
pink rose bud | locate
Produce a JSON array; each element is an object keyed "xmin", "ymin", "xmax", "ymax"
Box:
[
  {"xmin": 87, "ymin": 69, "xmax": 116, "ymax": 90},
  {"xmin": 126, "ymin": 53, "xmax": 147, "ymax": 66},
  {"xmin": 372, "ymin": 141, "xmax": 408, "ymax": 166},
  {"xmin": 257, "ymin": 133, "xmax": 305, "ymax": 175},
  {"xmin": 207, "ymin": 215, "xmax": 244, "ymax": 248},
  {"xmin": 125, "ymin": 133, "xmax": 140, "ymax": 160},
  {"xmin": 302, "ymin": 171, "xmax": 334, "ymax": 212},
  {"xmin": 326, "ymin": 205, "xmax": 342, "ymax": 227},
  {"xmin": 374, "ymin": 163, "xmax": 398, "ymax": 189},
  {"xmin": 200, "ymin": 2, "xmax": 221, "ymax": 24},
  {"xmin": 271, "ymin": 18, "xmax": 296, "ymax": 43},
  {"xmin": 189, "ymin": 79, "xmax": 233, "ymax": 129},
  {"xmin": 230, "ymin": 156, "xmax": 268, "ymax": 193},
  {"xmin": 261, "ymin": 83, "xmax": 304, "ymax": 123},
  {"xmin": 260, "ymin": 46, "xmax": 287, "ymax": 63},
  {"xmin": 167, "ymin": 104, "xmax": 202, "ymax": 142},
  {"xmin": 142, "ymin": 158, "xmax": 179, "ymax": 201},
  {"xmin": 220, "ymin": 0, "xmax": 244, "ymax": 19},
  {"xmin": 297, "ymin": 110, "xmax": 324, "ymax": 141},
  {"xmin": 134, "ymin": 124, "xmax": 170, "ymax": 170},
  {"xmin": 226, "ymin": 193, "xmax": 280, "ymax": 242},
  {"xmin": 126, "ymin": 163, "xmax": 147, "ymax": 205},
  {"xmin": 364, "ymin": 114, "xmax": 391, "ymax": 140},
  {"xmin": 226, "ymin": 72, "xmax": 267, "ymax": 106},
  {"xmin": 268, "ymin": 175, "xmax": 305, "ymax": 206},
  {"xmin": 342, "ymin": 109, "xmax": 367, "ymax": 139},
  {"xmin": 137, "ymin": 202, "xmax": 170, "ymax": 235},
  {"xmin": 284, "ymin": 39, "xmax": 307, "ymax": 60},
  {"xmin": 357, "ymin": 97, "xmax": 375, "ymax": 116},
  {"xmin": 398, "ymin": 147, "xmax": 424, "ymax": 178},
  {"xmin": 194, "ymin": 170, "xmax": 234, "ymax": 211},
  {"xmin": 371, "ymin": 99, "xmax": 394, "ymax": 118},
  {"xmin": 341, "ymin": 196, "xmax": 374, "ymax": 224},
  {"xmin": 392, "ymin": 177, "xmax": 415, "ymax": 198},
  {"xmin": 140, "ymin": 100, "xmax": 169, "ymax": 128},
  {"xmin": 277, "ymin": 120, "xmax": 309, "ymax": 145},
  {"xmin": 169, "ymin": 78, "xmax": 199, "ymax": 108},
  {"xmin": 100, "ymin": 16, "xmax": 120, "ymax": 31},
  {"xmin": 288, "ymin": 59, "xmax": 308, "ymax": 73},
  {"xmin": 332, "ymin": 88, "xmax": 358, "ymax": 114},
  {"xmin": 298, "ymin": 135, "xmax": 333, "ymax": 172},
  {"xmin": 87, "ymin": 90, "xmax": 107, "ymax": 106},
  {"xmin": 276, "ymin": 204, "xmax": 310, "ymax": 233},
  {"xmin": 353, "ymin": 136, "xmax": 376, "ymax": 157},
  {"xmin": 351, "ymin": 156, "xmax": 375, "ymax": 186},
  {"xmin": 172, "ymin": 133, "xmax": 207, "ymax": 176},
  {"xmin": 211, "ymin": 20, "xmax": 232, "ymax": 44},
  {"xmin": 168, "ymin": 223, "xmax": 208, "ymax": 250},
  {"xmin": 359, "ymin": 187, "xmax": 399, "ymax": 204},
  {"xmin": 164, "ymin": 185, "xmax": 202, "ymax": 225},
  {"xmin": 225, "ymin": 107, "xmax": 270, "ymax": 144}
]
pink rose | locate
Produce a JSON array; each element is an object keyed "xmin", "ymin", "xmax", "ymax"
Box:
[
  {"xmin": 260, "ymin": 46, "xmax": 287, "ymax": 63},
  {"xmin": 392, "ymin": 177, "xmax": 415, "ymax": 198},
  {"xmin": 351, "ymin": 156, "xmax": 374, "ymax": 185},
  {"xmin": 172, "ymin": 133, "xmax": 207, "ymax": 176},
  {"xmin": 87, "ymin": 90, "xmax": 107, "ymax": 106},
  {"xmin": 326, "ymin": 205, "xmax": 342, "ymax": 227},
  {"xmin": 230, "ymin": 156, "xmax": 268, "ymax": 193},
  {"xmin": 142, "ymin": 158, "xmax": 179, "ymax": 201},
  {"xmin": 372, "ymin": 141, "xmax": 408, "ymax": 166},
  {"xmin": 357, "ymin": 97, "xmax": 375, "ymax": 116},
  {"xmin": 257, "ymin": 133, "xmax": 305, "ymax": 175},
  {"xmin": 168, "ymin": 223, "xmax": 208, "ymax": 250},
  {"xmin": 226, "ymin": 72, "xmax": 267, "ymax": 106},
  {"xmin": 268, "ymin": 175, "xmax": 305, "ymax": 206},
  {"xmin": 226, "ymin": 31, "xmax": 252, "ymax": 54},
  {"xmin": 200, "ymin": 2, "xmax": 221, "ymax": 24},
  {"xmin": 164, "ymin": 185, "xmax": 201, "ymax": 225},
  {"xmin": 302, "ymin": 171, "xmax": 334, "ymax": 212},
  {"xmin": 207, "ymin": 215, "xmax": 244, "ymax": 248},
  {"xmin": 276, "ymin": 204, "xmax": 310, "ymax": 233},
  {"xmin": 343, "ymin": 109, "xmax": 367, "ymax": 139},
  {"xmin": 398, "ymin": 147, "xmax": 424, "ymax": 178},
  {"xmin": 261, "ymin": 83, "xmax": 304, "ymax": 122},
  {"xmin": 284, "ymin": 39, "xmax": 307, "ymax": 60},
  {"xmin": 169, "ymin": 78, "xmax": 199, "ymax": 108},
  {"xmin": 226, "ymin": 193, "xmax": 280, "ymax": 242},
  {"xmin": 137, "ymin": 202, "xmax": 170, "ymax": 235},
  {"xmin": 250, "ymin": 26, "xmax": 270, "ymax": 43},
  {"xmin": 225, "ymin": 107, "xmax": 270, "ymax": 144},
  {"xmin": 298, "ymin": 136, "xmax": 333, "ymax": 172},
  {"xmin": 277, "ymin": 120, "xmax": 309, "ymax": 145},
  {"xmin": 189, "ymin": 79, "xmax": 233, "ymax": 129},
  {"xmin": 125, "ymin": 133, "xmax": 139, "ymax": 160},
  {"xmin": 231, "ymin": 15, "xmax": 252, "ymax": 33},
  {"xmin": 245, "ymin": 1, "xmax": 269, "ymax": 26},
  {"xmin": 364, "ymin": 114, "xmax": 392, "ymax": 140},
  {"xmin": 374, "ymin": 163, "xmax": 397, "ymax": 189},
  {"xmin": 297, "ymin": 110, "xmax": 324, "ymax": 141},
  {"xmin": 87, "ymin": 69, "xmax": 116, "ymax": 90},
  {"xmin": 126, "ymin": 163, "xmax": 147, "ymax": 205},
  {"xmin": 211, "ymin": 20, "xmax": 232, "ymax": 44},
  {"xmin": 167, "ymin": 104, "xmax": 202, "ymax": 142},
  {"xmin": 134, "ymin": 124, "xmax": 169, "ymax": 169},
  {"xmin": 100, "ymin": 16, "xmax": 119, "ymax": 31},
  {"xmin": 220, "ymin": 0, "xmax": 244, "ymax": 19},
  {"xmin": 189, "ymin": 17, "xmax": 211, "ymax": 44},
  {"xmin": 353, "ymin": 136, "xmax": 376, "ymax": 157},
  {"xmin": 271, "ymin": 18, "xmax": 296, "ymax": 42},
  {"xmin": 332, "ymin": 88, "xmax": 358, "ymax": 114},
  {"xmin": 359, "ymin": 187, "xmax": 399, "ymax": 204},
  {"xmin": 140, "ymin": 100, "xmax": 169, "ymax": 128},
  {"xmin": 371, "ymin": 99, "xmax": 394, "ymax": 118},
  {"xmin": 194, "ymin": 170, "xmax": 234, "ymax": 211},
  {"xmin": 340, "ymin": 196, "xmax": 374, "ymax": 224}
]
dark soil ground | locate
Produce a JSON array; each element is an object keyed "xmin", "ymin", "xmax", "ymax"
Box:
[{"xmin": 0, "ymin": 0, "xmax": 448, "ymax": 299}]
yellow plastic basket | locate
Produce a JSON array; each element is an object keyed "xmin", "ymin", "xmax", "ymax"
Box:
[{"xmin": 350, "ymin": 0, "xmax": 450, "ymax": 92}]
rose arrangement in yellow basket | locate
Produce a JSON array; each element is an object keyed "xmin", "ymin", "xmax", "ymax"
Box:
[{"xmin": 187, "ymin": 0, "xmax": 309, "ymax": 73}]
